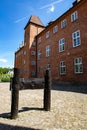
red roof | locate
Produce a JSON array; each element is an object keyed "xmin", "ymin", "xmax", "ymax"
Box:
[{"xmin": 24, "ymin": 15, "xmax": 44, "ymax": 29}]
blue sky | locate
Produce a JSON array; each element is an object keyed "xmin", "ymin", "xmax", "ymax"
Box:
[{"xmin": 0, "ymin": 0, "xmax": 74, "ymax": 68}]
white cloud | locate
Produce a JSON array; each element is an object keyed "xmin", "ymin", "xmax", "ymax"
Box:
[
  {"xmin": 49, "ymin": 5, "xmax": 55, "ymax": 12},
  {"xmin": 0, "ymin": 59, "xmax": 8, "ymax": 63},
  {"xmin": 40, "ymin": 0, "xmax": 63, "ymax": 10},
  {"xmin": 15, "ymin": 15, "xmax": 29, "ymax": 23}
]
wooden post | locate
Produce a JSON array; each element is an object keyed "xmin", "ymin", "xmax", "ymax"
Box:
[
  {"xmin": 11, "ymin": 68, "xmax": 20, "ymax": 119},
  {"xmin": 44, "ymin": 69, "xmax": 51, "ymax": 111}
]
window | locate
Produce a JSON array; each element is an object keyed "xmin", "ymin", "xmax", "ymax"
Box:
[
  {"xmin": 61, "ymin": 19, "xmax": 67, "ymax": 28},
  {"xmin": 37, "ymin": 67, "xmax": 40, "ymax": 73},
  {"xmin": 31, "ymin": 61, "xmax": 36, "ymax": 65},
  {"xmin": 46, "ymin": 31, "xmax": 50, "ymax": 38},
  {"xmin": 60, "ymin": 61, "xmax": 66, "ymax": 74},
  {"xmin": 31, "ymin": 71, "xmax": 35, "ymax": 76},
  {"xmin": 23, "ymin": 69, "xmax": 28, "ymax": 74},
  {"xmin": 74, "ymin": 57, "xmax": 83, "ymax": 74},
  {"xmin": 71, "ymin": 11, "xmax": 78, "ymax": 22},
  {"xmin": 31, "ymin": 51, "xmax": 36, "ymax": 56},
  {"xmin": 32, "ymin": 42, "xmax": 36, "ymax": 47},
  {"xmin": 59, "ymin": 38, "xmax": 65, "ymax": 52},
  {"xmin": 46, "ymin": 45, "xmax": 50, "ymax": 57},
  {"xmin": 53, "ymin": 25, "xmax": 58, "ymax": 33},
  {"xmin": 46, "ymin": 64, "xmax": 50, "ymax": 70},
  {"xmin": 38, "ymin": 51, "xmax": 41, "ymax": 60},
  {"xmin": 38, "ymin": 37, "xmax": 41, "ymax": 44},
  {"xmin": 23, "ymin": 60, "xmax": 26, "ymax": 65},
  {"xmin": 72, "ymin": 30, "xmax": 81, "ymax": 47},
  {"xmin": 24, "ymin": 51, "xmax": 26, "ymax": 55}
]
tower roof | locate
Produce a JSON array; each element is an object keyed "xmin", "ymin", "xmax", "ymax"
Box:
[{"xmin": 24, "ymin": 15, "xmax": 44, "ymax": 29}]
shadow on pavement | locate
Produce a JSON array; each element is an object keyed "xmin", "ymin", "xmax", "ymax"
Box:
[
  {"xmin": 0, "ymin": 123, "xmax": 40, "ymax": 130},
  {"xmin": 19, "ymin": 107, "xmax": 44, "ymax": 113},
  {"xmin": 0, "ymin": 107, "xmax": 44, "ymax": 119}
]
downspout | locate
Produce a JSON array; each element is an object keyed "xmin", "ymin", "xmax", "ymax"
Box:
[{"xmin": 35, "ymin": 27, "xmax": 38, "ymax": 78}]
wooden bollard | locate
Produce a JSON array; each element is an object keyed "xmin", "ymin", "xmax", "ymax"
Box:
[
  {"xmin": 11, "ymin": 68, "xmax": 20, "ymax": 119},
  {"xmin": 44, "ymin": 69, "xmax": 51, "ymax": 111}
]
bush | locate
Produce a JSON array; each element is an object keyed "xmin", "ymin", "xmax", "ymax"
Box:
[
  {"xmin": 0, "ymin": 73, "xmax": 13, "ymax": 82},
  {"xmin": 1, "ymin": 77, "xmax": 10, "ymax": 82}
]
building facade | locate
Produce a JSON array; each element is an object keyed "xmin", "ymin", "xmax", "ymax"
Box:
[{"xmin": 15, "ymin": 0, "xmax": 87, "ymax": 83}]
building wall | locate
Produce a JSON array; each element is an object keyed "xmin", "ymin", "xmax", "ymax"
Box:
[
  {"xmin": 15, "ymin": 23, "xmax": 44, "ymax": 78},
  {"xmin": 37, "ymin": 0, "xmax": 87, "ymax": 82},
  {"xmin": 15, "ymin": 46, "xmax": 25, "ymax": 78},
  {"xmin": 15, "ymin": 0, "xmax": 87, "ymax": 83}
]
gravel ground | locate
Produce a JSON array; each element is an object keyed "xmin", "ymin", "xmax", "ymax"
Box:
[{"xmin": 0, "ymin": 82, "xmax": 87, "ymax": 130}]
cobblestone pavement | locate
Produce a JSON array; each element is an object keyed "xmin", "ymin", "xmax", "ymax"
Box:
[{"xmin": 0, "ymin": 83, "xmax": 87, "ymax": 130}]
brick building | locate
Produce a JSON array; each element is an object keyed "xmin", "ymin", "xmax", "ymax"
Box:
[{"xmin": 15, "ymin": 0, "xmax": 87, "ymax": 83}]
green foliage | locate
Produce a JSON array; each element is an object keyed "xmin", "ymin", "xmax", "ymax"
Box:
[
  {"xmin": 0, "ymin": 67, "xmax": 13, "ymax": 74},
  {"xmin": 0, "ymin": 67, "xmax": 13, "ymax": 82},
  {"xmin": 1, "ymin": 77, "xmax": 10, "ymax": 82}
]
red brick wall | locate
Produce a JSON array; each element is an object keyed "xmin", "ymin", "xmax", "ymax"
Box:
[
  {"xmin": 15, "ymin": 46, "xmax": 25, "ymax": 78},
  {"xmin": 15, "ymin": 0, "xmax": 87, "ymax": 83},
  {"xmin": 37, "ymin": 0, "xmax": 87, "ymax": 82},
  {"xmin": 15, "ymin": 23, "xmax": 44, "ymax": 78}
]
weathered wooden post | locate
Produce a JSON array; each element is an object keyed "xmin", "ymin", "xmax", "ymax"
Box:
[
  {"xmin": 11, "ymin": 68, "xmax": 20, "ymax": 119},
  {"xmin": 44, "ymin": 69, "xmax": 51, "ymax": 111}
]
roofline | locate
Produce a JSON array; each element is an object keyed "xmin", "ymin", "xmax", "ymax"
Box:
[
  {"xmin": 24, "ymin": 15, "xmax": 45, "ymax": 30},
  {"xmin": 36, "ymin": 0, "xmax": 86, "ymax": 37},
  {"xmin": 15, "ymin": 45, "xmax": 24, "ymax": 54},
  {"xmin": 24, "ymin": 21, "xmax": 45, "ymax": 30}
]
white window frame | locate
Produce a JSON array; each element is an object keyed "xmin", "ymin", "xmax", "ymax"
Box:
[
  {"xmin": 72, "ymin": 30, "xmax": 81, "ymax": 47},
  {"xmin": 61, "ymin": 19, "xmax": 67, "ymax": 28},
  {"xmin": 74, "ymin": 57, "xmax": 83, "ymax": 74},
  {"xmin": 59, "ymin": 38, "xmax": 65, "ymax": 52},
  {"xmin": 38, "ymin": 50, "xmax": 41, "ymax": 60},
  {"xmin": 71, "ymin": 11, "xmax": 78, "ymax": 22},
  {"xmin": 46, "ymin": 64, "xmax": 50, "ymax": 70},
  {"xmin": 53, "ymin": 25, "xmax": 58, "ymax": 34},
  {"xmin": 46, "ymin": 31, "xmax": 50, "ymax": 38},
  {"xmin": 46, "ymin": 45, "xmax": 50, "ymax": 57},
  {"xmin": 60, "ymin": 61, "xmax": 66, "ymax": 74}
]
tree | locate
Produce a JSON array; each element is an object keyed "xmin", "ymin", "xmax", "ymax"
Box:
[{"xmin": 0, "ymin": 67, "xmax": 13, "ymax": 74}]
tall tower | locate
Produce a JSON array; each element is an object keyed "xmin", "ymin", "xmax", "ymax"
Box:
[{"xmin": 23, "ymin": 15, "xmax": 44, "ymax": 78}]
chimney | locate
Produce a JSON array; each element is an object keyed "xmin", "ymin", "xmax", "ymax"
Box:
[{"xmin": 73, "ymin": 0, "xmax": 81, "ymax": 6}]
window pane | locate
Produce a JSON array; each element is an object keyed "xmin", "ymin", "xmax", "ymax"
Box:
[
  {"xmin": 77, "ymin": 31, "xmax": 80, "ymax": 36},
  {"xmin": 77, "ymin": 38, "xmax": 80, "ymax": 45},
  {"xmin": 74, "ymin": 58, "xmax": 83, "ymax": 73},
  {"xmin": 79, "ymin": 65, "xmax": 83, "ymax": 72},
  {"xmin": 60, "ymin": 61, "xmax": 66, "ymax": 74},
  {"xmin": 73, "ymin": 30, "xmax": 80, "ymax": 47},
  {"xmin": 73, "ymin": 33, "xmax": 76, "ymax": 38},
  {"xmin": 59, "ymin": 38, "xmax": 64, "ymax": 52},
  {"xmin": 79, "ymin": 58, "xmax": 82, "ymax": 63}
]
